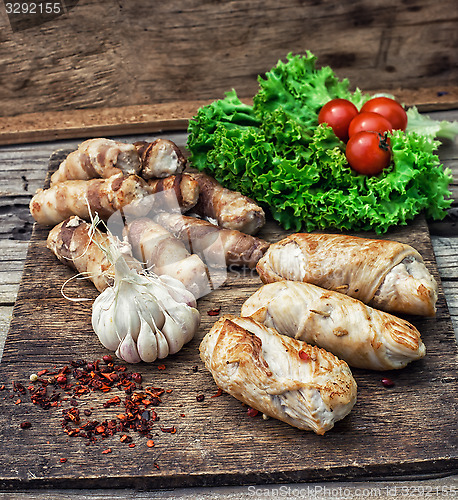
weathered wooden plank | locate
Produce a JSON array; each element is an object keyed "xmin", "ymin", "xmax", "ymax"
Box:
[
  {"xmin": 441, "ymin": 282, "xmax": 458, "ymax": 343},
  {"xmin": 0, "ymin": 0, "xmax": 456, "ymax": 118},
  {"xmin": 0, "ymin": 202, "xmax": 457, "ymax": 489},
  {"xmin": 431, "ymin": 236, "xmax": 458, "ymax": 280},
  {"xmin": 0, "ymin": 306, "xmax": 13, "ymax": 361},
  {"xmin": 1, "ymin": 90, "xmax": 457, "ymax": 146},
  {"xmin": 0, "ymin": 474, "xmax": 457, "ymax": 500}
]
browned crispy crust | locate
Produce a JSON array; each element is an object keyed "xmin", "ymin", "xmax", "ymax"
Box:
[
  {"xmin": 256, "ymin": 232, "xmax": 437, "ymax": 316},
  {"xmin": 200, "ymin": 315, "xmax": 357, "ymax": 434}
]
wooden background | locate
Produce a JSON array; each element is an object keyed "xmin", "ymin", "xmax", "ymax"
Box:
[
  {"xmin": 0, "ymin": 0, "xmax": 457, "ymax": 119},
  {"xmin": 0, "ymin": 149, "xmax": 457, "ymax": 490}
]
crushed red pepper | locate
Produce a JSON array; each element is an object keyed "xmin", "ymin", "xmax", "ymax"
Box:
[
  {"xmin": 211, "ymin": 388, "xmax": 223, "ymax": 398},
  {"xmin": 247, "ymin": 407, "xmax": 259, "ymax": 418},
  {"xmin": 207, "ymin": 307, "xmax": 221, "ymax": 316},
  {"xmin": 9, "ymin": 358, "xmax": 177, "ymax": 452}
]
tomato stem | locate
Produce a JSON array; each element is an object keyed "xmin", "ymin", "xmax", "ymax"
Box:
[{"xmin": 378, "ymin": 132, "xmax": 390, "ymax": 152}]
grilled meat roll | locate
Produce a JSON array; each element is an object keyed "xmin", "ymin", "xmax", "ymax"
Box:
[
  {"xmin": 154, "ymin": 212, "xmax": 270, "ymax": 269},
  {"xmin": 241, "ymin": 281, "xmax": 426, "ymax": 370},
  {"xmin": 50, "ymin": 138, "xmax": 141, "ymax": 185},
  {"xmin": 256, "ymin": 233, "xmax": 438, "ymax": 317},
  {"xmin": 190, "ymin": 172, "xmax": 266, "ymax": 235},
  {"xmin": 134, "ymin": 139, "xmax": 186, "ymax": 179},
  {"xmin": 200, "ymin": 315, "xmax": 357, "ymax": 435}
]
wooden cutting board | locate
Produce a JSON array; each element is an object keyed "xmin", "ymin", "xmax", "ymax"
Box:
[{"xmin": 0, "ymin": 150, "xmax": 457, "ymax": 490}]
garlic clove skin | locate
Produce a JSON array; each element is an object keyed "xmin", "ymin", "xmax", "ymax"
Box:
[
  {"xmin": 92, "ymin": 288, "xmax": 121, "ymax": 351},
  {"xmin": 116, "ymin": 331, "xmax": 142, "ymax": 363},
  {"xmin": 156, "ymin": 275, "xmax": 197, "ymax": 308},
  {"xmin": 136, "ymin": 318, "xmax": 159, "ymax": 362},
  {"xmin": 156, "ymin": 329, "xmax": 172, "ymax": 359},
  {"xmin": 161, "ymin": 316, "xmax": 188, "ymax": 356},
  {"xmin": 134, "ymin": 283, "xmax": 166, "ymax": 331},
  {"xmin": 113, "ymin": 281, "xmax": 142, "ymax": 342}
]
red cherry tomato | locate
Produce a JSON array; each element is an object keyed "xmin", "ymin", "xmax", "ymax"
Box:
[
  {"xmin": 360, "ymin": 96, "xmax": 408, "ymax": 131},
  {"xmin": 318, "ymin": 99, "xmax": 359, "ymax": 142},
  {"xmin": 348, "ymin": 111, "xmax": 393, "ymax": 138},
  {"xmin": 345, "ymin": 131, "xmax": 391, "ymax": 176}
]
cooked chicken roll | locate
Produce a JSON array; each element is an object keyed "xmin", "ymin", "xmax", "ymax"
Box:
[
  {"xmin": 241, "ymin": 281, "xmax": 426, "ymax": 370},
  {"xmin": 200, "ymin": 315, "xmax": 357, "ymax": 435},
  {"xmin": 256, "ymin": 233, "xmax": 438, "ymax": 317}
]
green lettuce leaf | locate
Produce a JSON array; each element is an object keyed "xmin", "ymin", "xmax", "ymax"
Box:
[
  {"xmin": 406, "ymin": 106, "xmax": 458, "ymax": 140},
  {"xmin": 187, "ymin": 52, "xmax": 454, "ymax": 234}
]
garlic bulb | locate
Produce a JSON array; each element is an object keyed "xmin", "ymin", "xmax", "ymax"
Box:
[{"xmin": 92, "ymin": 251, "xmax": 200, "ymax": 363}]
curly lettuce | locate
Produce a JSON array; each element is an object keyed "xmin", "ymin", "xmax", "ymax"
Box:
[{"xmin": 187, "ymin": 51, "xmax": 454, "ymax": 234}]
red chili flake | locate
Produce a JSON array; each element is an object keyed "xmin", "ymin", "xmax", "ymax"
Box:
[
  {"xmin": 120, "ymin": 434, "xmax": 132, "ymax": 444},
  {"xmin": 154, "ymin": 462, "xmax": 160, "ymax": 470},
  {"xmin": 247, "ymin": 408, "xmax": 259, "ymax": 418},
  {"xmin": 103, "ymin": 396, "xmax": 121, "ymax": 408},
  {"xmin": 0, "ymin": 385, "xmax": 5, "ymax": 391},
  {"xmin": 161, "ymin": 426, "xmax": 176, "ymax": 434},
  {"xmin": 157, "ymin": 365, "xmax": 166, "ymax": 371},
  {"xmin": 14, "ymin": 358, "xmax": 179, "ymax": 451},
  {"xmin": 59, "ymin": 458, "xmax": 67, "ymax": 463},
  {"xmin": 101, "ymin": 448, "xmax": 112, "ymax": 454},
  {"xmin": 298, "ymin": 350, "xmax": 311, "ymax": 362},
  {"xmin": 207, "ymin": 307, "xmax": 221, "ymax": 316},
  {"xmin": 128, "ymin": 443, "xmax": 136, "ymax": 448},
  {"xmin": 211, "ymin": 388, "xmax": 223, "ymax": 398},
  {"xmin": 180, "ymin": 414, "xmax": 185, "ymax": 418},
  {"xmin": 147, "ymin": 440, "xmax": 155, "ymax": 448},
  {"xmin": 381, "ymin": 378, "xmax": 395, "ymax": 387},
  {"xmin": 102, "ymin": 355, "xmax": 113, "ymax": 363},
  {"xmin": 15, "ymin": 399, "xmax": 21, "ymax": 405},
  {"xmin": 20, "ymin": 421, "xmax": 32, "ymax": 429},
  {"xmin": 37, "ymin": 369, "xmax": 48, "ymax": 377}
]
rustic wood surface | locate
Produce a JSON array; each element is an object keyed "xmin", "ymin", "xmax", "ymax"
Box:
[
  {"xmin": 1, "ymin": 88, "xmax": 458, "ymax": 147},
  {"xmin": 0, "ymin": 111, "xmax": 457, "ymax": 496},
  {"xmin": 0, "ymin": 0, "xmax": 457, "ymax": 118}
]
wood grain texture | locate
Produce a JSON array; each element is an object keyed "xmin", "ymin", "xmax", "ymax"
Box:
[
  {"xmin": 0, "ymin": 0, "xmax": 457, "ymax": 118},
  {"xmin": 0, "ymin": 89, "xmax": 457, "ymax": 146},
  {"xmin": 0, "ymin": 153, "xmax": 457, "ymax": 490}
]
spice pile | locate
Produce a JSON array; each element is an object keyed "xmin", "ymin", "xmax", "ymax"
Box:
[{"xmin": 7, "ymin": 356, "xmax": 180, "ymax": 457}]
